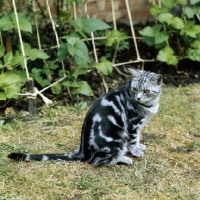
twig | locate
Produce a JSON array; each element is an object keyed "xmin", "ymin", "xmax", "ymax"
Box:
[
  {"xmin": 40, "ymin": 76, "xmax": 66, "ymax": 93},
  {"xmin": 113, "ymin": 59, "xmax": 156, "ymax": 67},
  {"xmin": 113, "ymin": 66, "xmax": 129, "ymax": 79},
  {"xmin": 112, "ymin": 42, "xmax": 119, "ymax": 64},
  {"xmin": 0, "ymin": 99, "xmax": 11, "ymax": 108}
]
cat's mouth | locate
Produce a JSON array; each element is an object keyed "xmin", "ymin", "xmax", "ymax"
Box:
[
  {"xmin": 135, "ymin": 99, "xmax": 152, "ymax": 108},
  {"xmin": 136, "ymin": 98, "xmax": 143, "ymax": 103}
]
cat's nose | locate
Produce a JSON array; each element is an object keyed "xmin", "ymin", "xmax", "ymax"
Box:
[{"xmin": 137, "ymin": 97, "xmax": 141, "ymax": 101}]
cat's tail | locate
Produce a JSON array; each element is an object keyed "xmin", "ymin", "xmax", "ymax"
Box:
[{"xmin": 7, "ymin": 149, "xmax": 85, "ymax": 162}]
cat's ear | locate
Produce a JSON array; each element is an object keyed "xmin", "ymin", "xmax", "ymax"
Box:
[
  {"xmin": 128, "ymin": 68, "xmax": 141, "ymax": 78},
  {"xmin": 151, "ymin": 74, "xmax": 163, "ymax": 85}
]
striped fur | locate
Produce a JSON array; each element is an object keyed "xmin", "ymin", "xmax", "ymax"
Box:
[{"xmin": 8, "ymin": 69, "xmax": 163, "ymax": 167}]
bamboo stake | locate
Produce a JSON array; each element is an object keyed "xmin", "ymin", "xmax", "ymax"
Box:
[
  {"xmin": 125, "ymin": 0, "xmax": 143, "ymax": 62},
  {"xmin": 12, "ymin": 0, "xmax": 30, "ymax": 79}
]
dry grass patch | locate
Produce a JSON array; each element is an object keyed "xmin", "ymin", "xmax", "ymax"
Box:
[{"xmin": 0, "ymin": 84, "xmax": 200, "ymax": 199}]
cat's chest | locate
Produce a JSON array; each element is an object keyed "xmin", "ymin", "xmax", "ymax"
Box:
[
  {"xmin": 127, "ymin": 105, "xmax": 157, "ymax": 132},
  {"xmin": 127, "ymin": 112, "xmax": 151, "ymax": 129}
]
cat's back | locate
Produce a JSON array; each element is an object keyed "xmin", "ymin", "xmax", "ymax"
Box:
[{"xmin": 89, "ymin": 86, "xmax": 127, "ymax": 113}]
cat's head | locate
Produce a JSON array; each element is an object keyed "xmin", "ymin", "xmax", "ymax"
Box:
[{"xmin": 128, "ymin": 68, "xmax": 163, "ymax": 106}]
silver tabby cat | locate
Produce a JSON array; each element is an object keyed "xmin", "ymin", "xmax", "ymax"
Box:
[{"xmin": 8, "ymin": 69, "xmax": 163, "ymax": 167}]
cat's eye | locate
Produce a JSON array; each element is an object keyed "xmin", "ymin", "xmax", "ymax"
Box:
[
  {"xmin": 144, "ymin": 89, "xmax": 150, "ymax": 93},
  {"xmin": 133, "ymin": 87, "xmax": 138, "ymax": 91}
]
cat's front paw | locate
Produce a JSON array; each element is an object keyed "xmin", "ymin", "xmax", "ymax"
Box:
[
  {"xmin": 129, "ymin": 144, "xmax": 146, "ymax": 157},
  {"xmin": 118, "ymin": 156, "xmax": 133, "ymax": 165},
  {"xmin": 138, "ymin": 143, "xmax": 146, "ymax": 151}
]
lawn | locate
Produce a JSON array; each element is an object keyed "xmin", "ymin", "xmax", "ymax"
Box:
[{"xmin": 0, "ymin": 84, "xmax": 200, "ymax": 200}]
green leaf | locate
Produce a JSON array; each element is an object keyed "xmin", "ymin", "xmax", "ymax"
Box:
[
  {"xmin": 143, "ymin": 37, "xmax": 155, "ymax": 46},
  {"xmin": 154, "ymin": 31, "xmax": 169, "ymax": 44},
  {"xmin": 40, "ymin": 79, "xmax": 51, "ymax": 87},
  {"xmin": 0, "ymin": 45, "xmax": 5, "ymax": 58},
  {"xmin": 74, "ymin": 54, "xmax": 91, "ymax": 66},
  {"xmin": 157, "ymin": 14, "xmax": 184, "ymax": 29},
  {"xmin": 161, "ymin": 0, "xmax": 174, "ymax": 9},
  {"xmin": 168, "ymin": 17, "xmax": 184, "ymax": 29},
  {"xmin": 73, "ymin": 67, "xmax": 87, "ymax": 79},
  {"xmin": 4, "ymin": 52, "xmax": 13, "ymax": 70},
  {"xmin": 71, "ymin": 81, "xmax": 94, "ymax": 96},
  {"xmin": 50, "ymin": 64, "xmax": 59, "ymax": 70},
  {"xmin": 62, "ymin": 80, "xmax": 80, "ymax": 88},
  {"xmin": 139, "ymin": 25, "xmax": 167, "ymax": 46},
  {"xmin": 106, "ymin": 30, "xmax": 128, "ymax": 46},
  {"xmin": 11, "ymin": 53, "xmax": 24, "ymax": 66},
  {"xmin": 0, "ymin": 61, "xmax": 4, "ymax": 69},
  {"xmin": 156, "ymin": 46, "xmax": 178, "ymax": 65},
  {"xmin": 180, "ymin": 20, "xmax": 200, "ymax": 38},
  {"xmin": 20, "ymin": 42, "xmax": 31, "ymax": 56},
  {"xmin": 29, "ymin": 49, "xmax": 49, "ymax": 61},
  {"xmin": 185, "ymin": 7, "xmax": 196, "ymax": 18},
  {"xmin": 190, "ymin": 0, "xmax": 200, "ymax": 5},
  {"xmin": 94, "ymin": 57, "xmax": 113, "ymax": 76},
  {"xmin": 0, "ymin": 15, "xmax": 14, "ymax": 31},
  {"xmin": 186, "ymin": 40, "xmax": 200, "ymax": 61},
  {"xmin": 69, "ymin": 18, "xmax": 111, "ymax": 33},
  {"xmin": 67, "ymin": 43, "xmax": 76, "ymax": 56},
  {"xmin": 139, "ymin": 25, "xmax": 162, "ymax": 37},
  {"xmin": 11, "ymin": 13, "xmax": 32, "ymax": 33},
  {"xmin": 177, "ymin": 0, "xmax": 187, "ymax": 5},
  {"xmin": 139, "ymin": 26, "xmax": 154, "ymax": 37},
  {"xmin": 66, "ymin": 36, "xmax": 77, "ymax": 45},
  {"xmin": 68, "ymin": 18, "xmax": 81, "ymax": 31},
  {"xmin": 67, "ymin": 40, "xmax": 90, "ymax": 62},
  {"xmin": 83, "ymin": 18, "xmax": 111, "ymax": 33},
  {"xmin": 0, "ymin": 72, "xmax": 22, "ymax": 99},
  {"xmin": 0, "ymin": 92, "xmax": 6, "ymax": 100},
  {"xmin": 5, "ymin": 86, "xmax": 19, "ymax": 98},
  {"xmin": 51, "ymin": 83, "xmax": 62, "ymax": 94},
  {"xmin": 59, "ymin": 10, "xmax": 70, "ymax": 22},
  {"xmin": 149, "ymin": 4, "xmax": 168, "ymax": 15},
  {"xmin": 157, "ymin": 13, "xmax": 173, "ymax": 23},
  {"xmin": 57, "ymin": 43, "xmax": 69, "ymax": 61},
  {"xmin": 31, "ymin": 67, "xmax": 42, "ymax": 75},
  {"xmin": 12, "ymin": 69, "xmax": 27, "ymax": 83}
]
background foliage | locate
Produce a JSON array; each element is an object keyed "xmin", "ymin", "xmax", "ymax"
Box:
[
  {"xmin": 139, "ymin": 0, "xmax": 200, "ymax": 65},
  {"xmin": 0, "ymin": 0, "xmax": 128, "ymax": 101}
]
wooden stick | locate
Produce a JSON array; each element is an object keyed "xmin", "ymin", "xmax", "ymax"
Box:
[{"xmin": 26, "ymin": 78, "xmax": 37, "ymax": 114}]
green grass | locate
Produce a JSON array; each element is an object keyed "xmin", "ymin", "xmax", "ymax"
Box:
[{"xmin": 0, "ymin": 84, "xmax": 200, "ymax": 199}]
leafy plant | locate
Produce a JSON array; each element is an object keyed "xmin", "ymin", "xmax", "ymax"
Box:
[
  {"xmin": 139, "ymin": 0, "xmax": 200, "ymax": 65},
  {"xmin": 54, "ymin": 17, "xmax": 112, "ymax": 96},
  {"xmin": 0, "ymin": 11, "xmax": 49, "ymax": 101},
  {"xmin": 93, "ymin": 29, "xmax": 130, "ymax": 60},
  {"xmin": 0, "ymin": 0, "xmax": 129, "ymax": 102}
]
